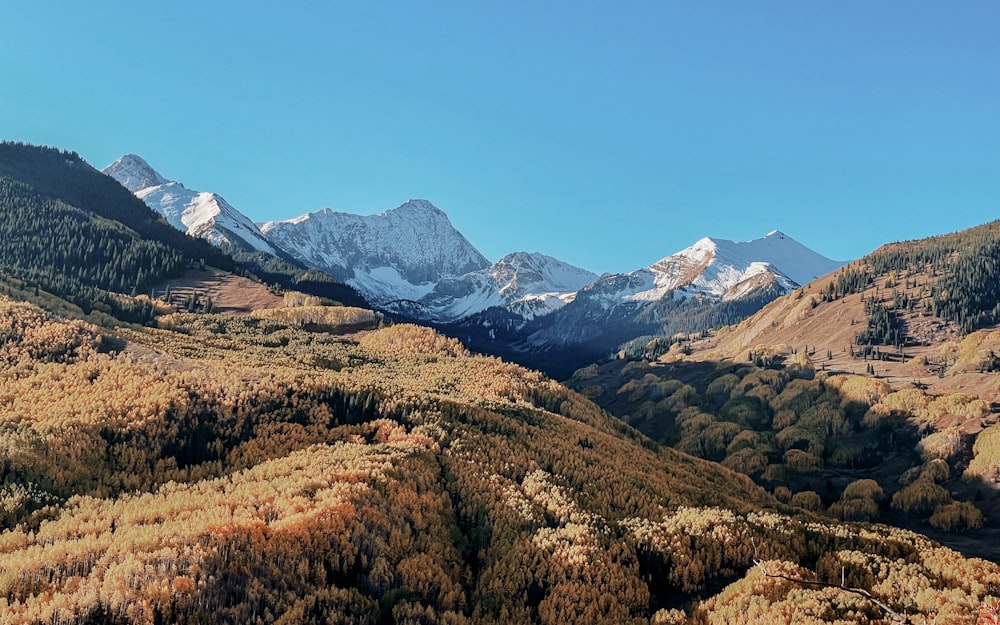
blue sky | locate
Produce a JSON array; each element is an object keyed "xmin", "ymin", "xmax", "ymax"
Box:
[{"xmin": 2, "ymin": 2, "xmax": 997, "ymax": 274}]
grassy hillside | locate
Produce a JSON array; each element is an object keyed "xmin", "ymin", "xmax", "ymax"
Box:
[{"xmin": 687, "ymin": 220, "xmax": 1000, "ymax": 385}]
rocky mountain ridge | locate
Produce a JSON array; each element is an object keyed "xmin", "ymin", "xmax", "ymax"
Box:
[
  {"xmin": 104, "ymin": 154, "xmax": 845, "ymax": 375},
  {"xmin": 260, "ymin": 200, "xmax": 491, "ymax": 303},
  {"xmin": 103, "ymin": 155, "xmax": 280, "ymax": 256}
]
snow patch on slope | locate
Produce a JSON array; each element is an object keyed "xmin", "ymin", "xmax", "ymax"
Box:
[{"xmin": 351, "ymin": 267, "xmax": 439, "ymax": 304}]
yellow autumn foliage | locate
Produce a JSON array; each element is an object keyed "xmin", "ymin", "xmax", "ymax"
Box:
[
  {"xmin": 252, "ymin": 304, "xmax": 381, "ymax": 329},
  {"xmin": 965, "ymin": 422, "xmax": 1000, "ymax": 482},
  {"xmin": 823, "ymin": 375, "xmax": 891, "ymax": 406},
  {"xmin": 359, "ymin": 323, "xmax": 469, "ymax": 358},
  {"xmin": 0, "ymin": 291, "xmax": 996, "ymax": 624}
]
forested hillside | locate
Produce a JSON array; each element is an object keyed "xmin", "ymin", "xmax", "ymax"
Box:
[
  {"xmin": 568, "ymin": 355, "xmax": 1000, "ymax": 554},
  {"xmin": 0, "ymin": 294, "xmax": 997, "ymax": 624},
  {"xmin": 0, "ymin": 143, "xmax": 237, "ymax": 268},
  {"xmin": 826, "ymin": 221, "xmax": 1000, "ymax": 335},
  {"xmin": 0, "ymin": 144, "xmax": 230, "ymax": 322},
  {"xmin": 0, "ymin": 142, "xmax": 366, "ymax": 319}
]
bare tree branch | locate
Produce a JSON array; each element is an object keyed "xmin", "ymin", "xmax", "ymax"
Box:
[{"xmin": 750, "ymin": 537, "xmax": 912, "ymax": 624}]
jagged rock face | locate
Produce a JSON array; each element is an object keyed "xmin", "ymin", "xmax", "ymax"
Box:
[{"xmin": 260, "ymin": 200, "xmax": 492, "ymax": 304}]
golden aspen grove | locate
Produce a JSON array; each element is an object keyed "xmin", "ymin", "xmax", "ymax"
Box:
[{"xmin": 0, "ymin": 294, "xmax": 997, "ymax": 624}]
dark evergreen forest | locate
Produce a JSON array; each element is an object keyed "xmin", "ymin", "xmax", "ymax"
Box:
[
  {"xmin": 820, "ymin": 221, "xmax": 1000, "ymax": 342},
  {"xmin": 0, "ymin": 142, "xmax": 366, "ymax": 319}
]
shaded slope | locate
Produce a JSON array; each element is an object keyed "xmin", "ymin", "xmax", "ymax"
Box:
[
  {"xmin": 0, "ymin": 143, "xmax": 367, "ymax": 316},
  {"xmin": 0, "ymin": 143, "xmax": 240, "ymax": 322},
  {"xmin": 0, "ymin": 143, "xmax": 236, "ymax": 272}
]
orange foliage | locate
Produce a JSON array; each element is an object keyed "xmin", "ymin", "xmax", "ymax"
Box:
[
  {"xmin": 0, "ymin": 294, "xmax": 996, "ymax": 624},
  {"xmin": 359, "ymin": 323, "xmax": 469, "ymax": 358}
]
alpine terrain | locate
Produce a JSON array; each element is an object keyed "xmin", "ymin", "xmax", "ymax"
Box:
[
  {"xmin": 103, "ymin": 155, "xmax": 282, "ymax": 256},
  {"xmin": 383, "ymin": 251, "xmax": 599, "ymax": 322},
  {"xmin": 450, "ymin": 231, "xmax": 846, "ymax": 378},
  {"xmin": 105, "ymin": 153, "xmax": 847, "ymax": 376},
  {"xmin": 259, "ymin": 199, "xmax": 845, "ymax": 376},
  {"xmin": 260, "ymin": 201, "xmax": 492, "ymax": 304}
]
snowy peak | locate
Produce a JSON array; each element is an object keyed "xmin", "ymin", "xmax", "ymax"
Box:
[
  {"xmin": 261, "ymin": 200, "xmax": 491, "ymax": 304},
  {"xmin": 389, "ymin": 198, "xmax": 446, "ymax": 218},
  {"xmin": 508, "ymin": 230, "xmax": 846, "ymax": 366},
  {"xmin": 103, "ymin": 154, "xmax": 169, "ymax": 193},
  {"xmin": 653, "ymin": 230, "xmax": 843, "ymax": 293},
  {"xmin": 101, "ymin": 155, "xmax": 280, "ymax": 256},
  {"xmin": 579, "ymin": 230, "xmax": 845, "ymax": 308}
]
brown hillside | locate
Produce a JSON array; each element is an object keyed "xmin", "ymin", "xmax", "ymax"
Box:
[
  {"xmin": 686, "ymin": 258, "xmax": 1000, "ymax": 399},
  {"xmin": 154, "ymin": 267, "xmax": 284, "ymax": 314}
]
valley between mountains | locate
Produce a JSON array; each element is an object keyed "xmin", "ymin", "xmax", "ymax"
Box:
[{"xmin": 0, "ymin": 142, "xmax": 998, "ymax": 624}]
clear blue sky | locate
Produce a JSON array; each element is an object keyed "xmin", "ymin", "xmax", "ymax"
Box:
[{"xmin": 2, "ymin": 2, "xmax": 997, "ymax": 274}]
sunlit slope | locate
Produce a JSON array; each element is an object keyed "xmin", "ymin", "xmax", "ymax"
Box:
[
  {"xmin": 0, "ymin": 297, "xmax": 997, "ymax": 623},
  {"xmin": 679, "ymin": 220, "xmax": 1000, "ymax": 393}
]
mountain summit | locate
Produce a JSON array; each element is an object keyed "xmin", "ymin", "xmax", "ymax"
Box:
[
  {"xmin": 102, "ymin": 155, "xmax": 280, "ymax": 256},
  {"xmin": 260, "ymin": 200, "xmax": 492, "ymax": 304},
  {"xmin": 103, "ymin": 154, "xmax": 168, "ymax": 192},
  {"xmin": 482, "ymin": 230, "xmax": 847, "ymax": 376},
  {"xmin": 638, "ymin": 230, "xmax": 845, "ymax": 302},
  {"xmin": 550, "ymin": 230, "xmax": 844, "ymax": 312}
]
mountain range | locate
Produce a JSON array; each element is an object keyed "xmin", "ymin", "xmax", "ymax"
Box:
[{"xmin": 102, "ymin": 154, "xmax": 845, "ymax": 374}]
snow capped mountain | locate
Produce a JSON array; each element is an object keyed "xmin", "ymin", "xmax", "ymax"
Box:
[
  {"xmin": 584, "ymin": 230, "xmax": 843, "ymax": 307},
  {"xmin": 260, "ymin": 200, "xmax": 491, "ymax": 304},
  {"xmin": 482, "ymin": 230, "xmax": 849, "ymax": 375},
  {"xmin": 385, "ymin": 251, "xmax": 598, "ymax": 322},
  {"xmin": 101, "ymin": 152, "xmax": 848, "ymax": 376},
  {"xmin": 102, "ymin": 155, "xmax": 280, "ymax": 256}
]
